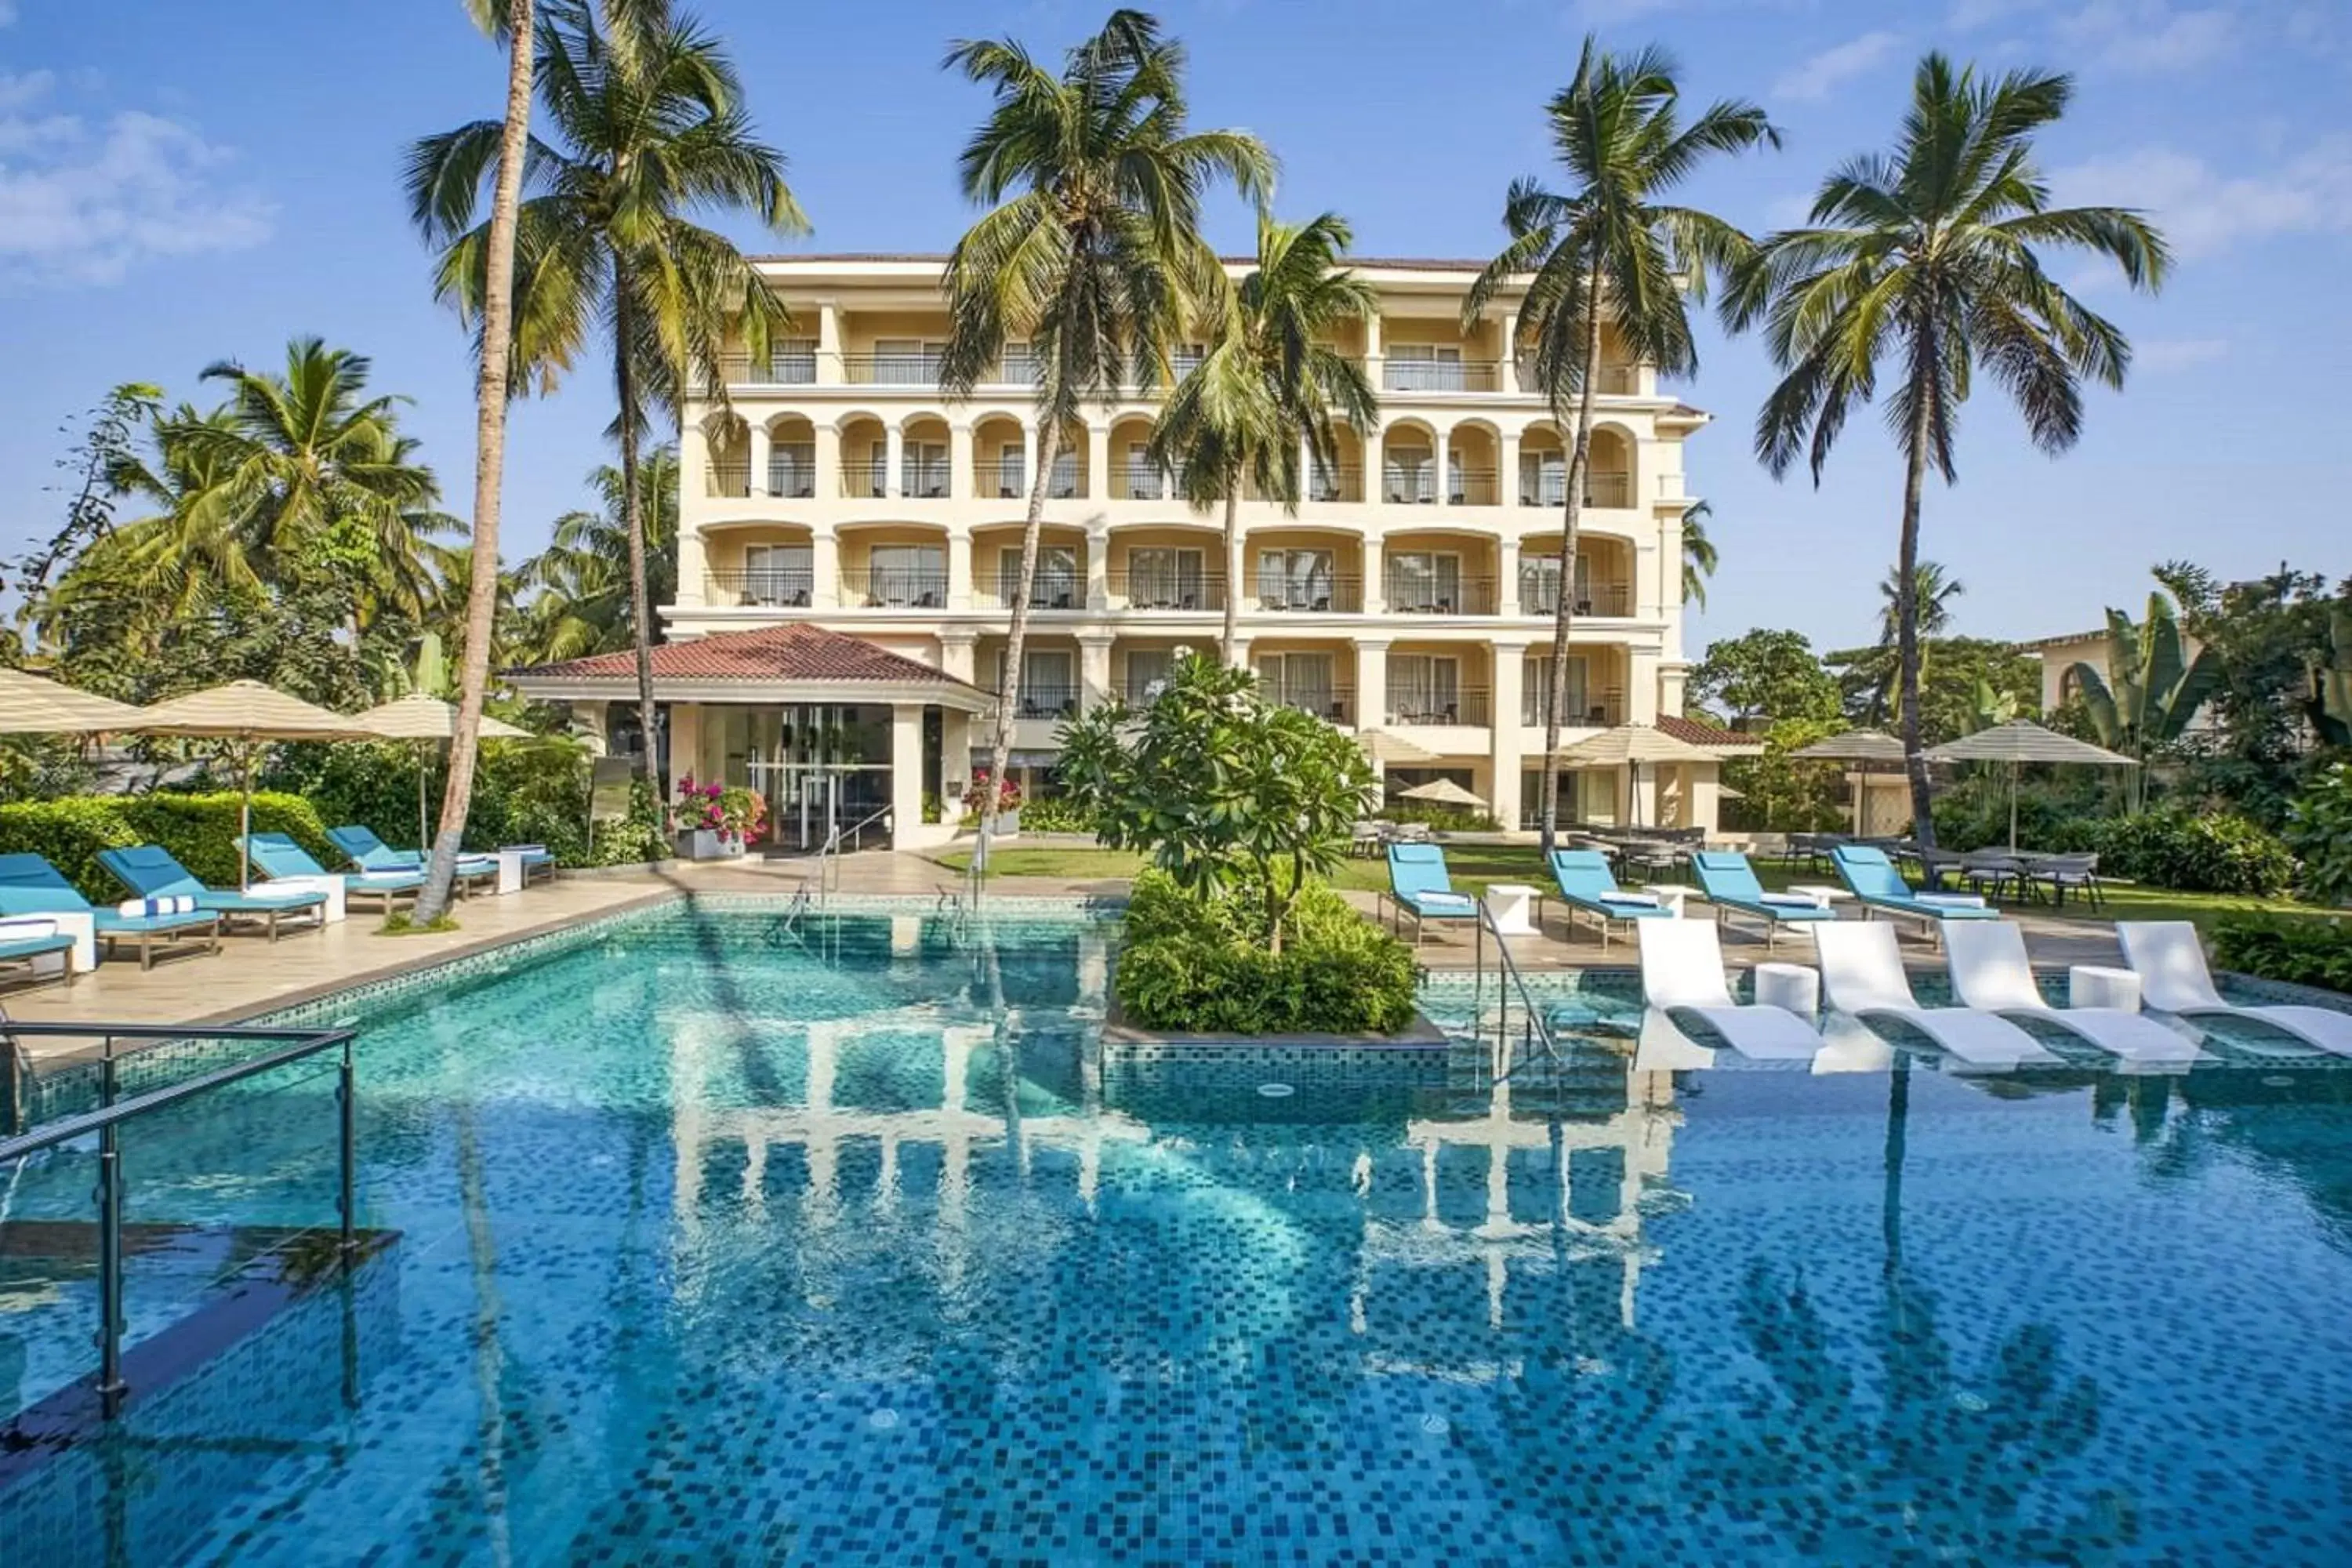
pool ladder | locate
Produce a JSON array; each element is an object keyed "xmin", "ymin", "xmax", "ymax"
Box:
[{"xmin": 1471, "ymin": 901, "xmax": 1561, "ymax": 1083}]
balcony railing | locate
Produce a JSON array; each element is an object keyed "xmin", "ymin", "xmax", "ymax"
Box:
[
  {"xmin": 841, "ymin": 459, "xmax": 887, "ymax": 499},
  {"xmin": 1519, "ymin": 576, "xmax": 1633, "ymax": 618},
  {"xmin": 1388, "ymin": 688, "xmax": 1491, "ymax": 727},
  {"xmin": 1306, "ymin": 463, "xmax": 1363, "ymax": 503},
  {"xmin": 767, "ymin": 446, "xmax": 815, "ymax": 499},
  {"xmin": 706, "ymin": 568, "xmax": 814, "ymax": 608},
  {"xmin": 844, "ymin": 351, "xmax": 942, "ymax": 386},
  {"xmin": 1250, "ymin": 575, "xmax": 1363, "ymax": 614},
  {"xmin": 1382, "ymin": 359, "xmax": 1503, "ymax": 394},
  {"xmin": 1514, "ymin": 470, "xmax": 1636, "ymax": 508},
  {"xmin": 1585, "ymin": 470, "xmax": 1632, "ymax": 509},
  {"xmin": 1047, "ymin": 462, "xmax": 1085, "ymax": 500},
  {"xmin": 1447, "ymin": 468, "xmax": 1500, "ymax": 506},
  {"xmin": 706, "ymin": 460, "xmax": 751, "ymax": 499},
  {"xmin": 840, "ymin": 568, "xmax": 949, "ymax": 608},
  {"xmin": 1117, "ymin": 466, "xmax": 1170, "ymax": 501},
  {"xmin": 1510, "ymin": 360, "xmax": 1639, "ymax": 396},
  {"xmin": 1523, "ymin": 688, "xmax": 1627, "ymax": 728},
  {"xmin": 976, "ymin": 463, "xmax": 1027, "ymax": 501},
  {"xmin": 1265, "ymin": 685, "xmax": 1355, "ymax": 724},
  {"xmin": 975, "ymin": 571, "xmax": 1085, "ymax": 612},
  {"xmin": 1385, "ymin": 576, "xmax": 1498, "ymax": 616},
  {"xmin": 1001, "ymin": 684, "xmax": 1081, "ymax": 721},
  {"xmin": 1109, "ymin": 570, "xmax": 1225, "ymax": 611},
  {"xmin": 900, "ymin": 463, "xmax": 953, "ymax": 501},
  {"xmin": 720, "ymin": 347, "xmax": 817, "ymax": 385}
]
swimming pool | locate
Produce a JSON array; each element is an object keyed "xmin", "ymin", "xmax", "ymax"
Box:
[{"xmin": 5, "ymin": 902, "xmax": 2352, "ymax": 1564}]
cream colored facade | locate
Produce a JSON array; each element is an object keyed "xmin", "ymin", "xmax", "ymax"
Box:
[{"xmin": 669, "ymin": 255, "xmax": 1719, "ymax": 831}]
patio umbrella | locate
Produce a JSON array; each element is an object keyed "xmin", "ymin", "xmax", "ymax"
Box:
[
  {"xmin": 1925, "ymin": 719, "xmax": 2136, "ymax": 852},
  {"xmin": 0, "ymin": 669, "xmax": 143, "ymax": 734},
  {"xmin": 1791, "ymin": 729, "xmax": 1910, "ymax": 833},
  {"xmin": 1399, "ymin": 778, "xmax": 1488, "ymax": 811},
  {"xmin": 132, "ymin": 681, "xmax": 379, "ymax": 887},
  {"xmin": 1555, "ymin": 723, "xmax": 1715, "ymax": 828},
  {"xmin": 354, "ymin": 694, "xmax": 529, "ymax": 849},
  {"xmin": 1357, "ymin": 728, "xmax": 1437, "ymax": 766}
]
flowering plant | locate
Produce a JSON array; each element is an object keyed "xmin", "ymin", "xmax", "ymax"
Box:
[
  {"xmin": 961, "ymin": 768, "xmax": 1023, "ymax": 816},
  {"xmin": 717, "ymin": 785, "xmax": 768, "ymax": 843},
  {"xmin": 673, "ymin": 774, "xmax": 728, "ymax": 833}
]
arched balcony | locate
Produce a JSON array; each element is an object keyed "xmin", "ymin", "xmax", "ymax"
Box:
[
  {"xmin": 1251, "ymin": 637, "xmax": 1357, "ymax": 725},
  {"xmin": 1514, "ymin": 422, "xmax": 1638, "ymax": 510},
  {"xmin": 702, "ymin": 521, "xmax": 815, "ymax": 608},
  {"xmin": 1245, "ymin": 526, "xmax": 1364, "ymax": 615},
  {"xmin": 971, "ymin": 414, "xmax": 1027, "ymax": 503},
  {"xmin": 838, "ymin": 414, "xmax": 889, "ymax": 499},
  {"xmin": 1378, "ymin": 419, "xmax": 1441, "ymax": 507},
  {"xmin": 836, "ymin": 521, "xmax": 950, "ymax": 608},
  {"xmin": 971, "ymin": 521, "xmax": 1089, "ymax": 612},
  {"xmin": 1446, "ymin": 421, "xmax": 1500, "ymax": 507},
  {"xmin": 1108, "ymin": 416, "xmax": 1165, "ymax": 501},
  {"xmin": 1106, "ymin": 521, "xmax": 1225, "ymax": 612},
  {"xmin": 705, "ymin": 417, "xmax": 751, "ymax": 499},
  {"xmin": 1519, "ymin": 535, "xmax": 1636, "ymax": 619},
  {"xmin": 900, "ymin": 414, "xmax": 952, "ymax": 500},
  {"xmin": 1381, "ymin": 528, "xmax": 1502, "ymax": 617},
  {"xmin": 763, "ymin": 414, "xmax": 816, "ymax": 499}
]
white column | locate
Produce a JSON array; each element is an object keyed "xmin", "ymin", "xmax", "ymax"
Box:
[
  {"xmin": 815, "ymin": 300, "xmax": 843, "ymax": 385},
  {"xmin": 943, "ymin": 709, "xmax": 973, "ymax": 802},
  {"xmin": 670, "ymin": 704, "xmax": 705, "ymax": 786},
  {"xmin": 1501, "ymin": 310, "xmax": 1520, "ymax": 393},
  {"xmin": 1085, "ymin": 420, "xmax": 1111, "ymax": 503},
  {"xmin": 949, "ymin": 421, "xmax": 975, "ymax": 502},
  {"xmin": 1433, "ymin": 426, "xmax": 1451, "ymax": 510},
  {"xmin": 1022, "ymin": 423, "xmax": 1039, "ymax": 498},
  {"xmin": 1498, "ymin": 428, "xmax": 1521, "ymax": 513},
  {"xmin": 814, "ymin": 421, "xmax": 841, "ymax": 504},
  {"xmin": 1497, "ymin": 537, "xmax": 1522, "ymax": 618},
  {"xmin": 1361, "ymin": 534, "xmax": 1385, "ymax": 615},
  {"xmin": 573, "ymin": 701, "xmax": 610, "ymax": 753},
  {"xmin": 1084, "ymin": 525, "xmax": 1110, "ymax": 611},
  {"xmin": 811, "ymin": 529, "xmax": 840, "ymax": 609},
  {"xmin": 1363, "ymin": 310, "xmax": 1384, "ymax": 398},
  {"xmin": 884, "ymin": 424, "xmax": 905, "ymax": 499},
  {"xmin": 1356, "ymin": 638, "xmax": 1390, "ymax": 731},
  {"xmin": 1078, "ymin": 634, "xmax": 1115, "ymax": 711},
  {"xmin": 889, "ymin": 702, "xmax": 924, "ymax": 841},
  {"xmin": 1490, "ymin": 643, "xmax": 1527, "ymax": 832},
  {"xmin": 946, "ymin": 525, "xmax": 974, "ymax": 608},
  {"xmin": 745, "ymin": 419, "xmax": 771, "ymax": 498},
  {"xmin": 680, "ymin": 419, "xmax": 711, "ymax": 512},
  {"xmin": 1226, "ymin": 526, "xmax": 1247, "ymax": 616},
  {"xmin": 939, "ymin": 633, "xmax": 978, "ymax": 684}
]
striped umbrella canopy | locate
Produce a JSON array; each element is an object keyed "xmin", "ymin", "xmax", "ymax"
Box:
[
  {"xmin": 1357, "ymin": 728, "xmax": 1437, "ymax": 765},
  {"xmin": 1399, "ymin": 778, "xmax": 1487, "ymax": 810},
  {"xmin": 1556, "ymin": 724, "xmax": 1715, "ymax": 829},
  {"xmin": 133, "ymin": 681, "xmax": 379, "ymax": 886},
  {"xmin": 0, "ymin": 669, "xmax": 143, "ymax": 734},
  {"xmin": 354, "ymin": 695, "xmax": 531, "ymax": 848},
  {"xmin": 1926, "ymin": 720, "xmax": 2136, "ymax": 851},
  {"xmin": 1791, "ymin": 728, "xmax": 1907, "ymax": 766}
]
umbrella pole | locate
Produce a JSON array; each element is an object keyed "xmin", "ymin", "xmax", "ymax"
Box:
[
  {"xmin": 238, "ymin": 741, "xmax": 253, "ymax": 891},
  {"xmin": 419, "ymin": 742, "xmax": 430, "ymax": 851},
  {"xmin": 2009, "ymin": 760, "xmax": 2020, "ymax": 854}
]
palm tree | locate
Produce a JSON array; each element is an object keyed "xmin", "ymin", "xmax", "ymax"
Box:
[
  {"xmin": 515, "ymin": 449, "xmax": 680, "ymax": 663},
  {"xmin": 1880, "ymin": 560, "xmax": 1965, "ymax": 642},
  {"xmin": 1727, "ymin": 54, "xmax": 2168, "ymax": 853},
  {"xmin": 941, "ymin": 8, "xmax": 1272, "ymax": 835},
  {"xmin": 408, "ymin": 0, "xmax": 807, "ymax": 791},
  {"xmin": 1148, "ymin": 212, "xmax": 1378, "ymax": 664},
  {"xmin": 1465, "ymin": 38, "xmax": 1777, "ymax": 855},
  {"xmin": 1680, "ymin": 499, "xmax": 1718, "ymax": 608},
  {"xmin": 2070, "ymin": 590, "xmax": 2221, "ymax": 809},
  {"xmin": 410, "ymin": 0, "xmax": 537, "ymax": 924}
]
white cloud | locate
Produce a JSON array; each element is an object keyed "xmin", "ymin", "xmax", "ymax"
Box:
[
  {"xmin": 2056, "ymin": 2, "xmax": 2237, "ymax": 73},
  {"xmin": 1948, "ymin": 0, "xmax": 2045, "ymax": 28},
  {"xmin": 0, "ymin": 97, "xmax": 275, "ymax": 286},
  {"xmin": 2135, "ymin": 337, "xmax": 2230, "ymax": 371},
  {"xmin": 0, "ymin": 2, "xmax": 18, "ymax": 26},
  {"xmin": 1772, "ymin": 30, "xmax": 1902, "ymax": 103},
  {"xmin": 2052, "ymin": 136, "xmax": 2352, "ymax": 258},
  {"xmin": 0, "ymin": 67, "xmax": 50, "ymax": 110}
]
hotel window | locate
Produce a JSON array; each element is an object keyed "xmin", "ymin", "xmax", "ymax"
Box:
[
  {"xmin": 1522, "ymin": 655, "xmax": 1592, "ymax": 727},
  {"xmin": 1258, "ymin": 652, "xmax": 1338, "ymax": 719},
  {"xmin": 741, "ymin": 543, "xmax": 811, "ymax": 608},
  {"xmin": 995, "ymin": 442, "xmax": 1025, "ymax": 499},
  {"xmin": 1126, "ymin": 546, "xmax": 1205, "ymax": 609},
  {"xmin": 900, "ymin": 441, "xmax": 950, "ymax": 499},
  {"xmin": 1384, "ymin": 445, "xmax": 1437, "ymax": 504},
  {"xmin": 1308, "ymin": 454, "xmax": 1346, "ymax": 502},
  {"xmin": 865, "ymin": 543, "xmax": 945, "ymax": 607},
  {"xmin": 1390, "ymin": 655, "xmax": 1461, "ymax": 725},
  {"xmin": 1387, "ymin": 343, "xmax": 1465, "ymax": 393},
  {"xmin": 766, "ymin": 338, "xmax": 817, "ymax": 383},
  {"xmin": 1518, "ymin": 553, "xmax": 1592, "ymax": 615},
  {"xmin": 1123, "ymin": 649, "xmax": 1173, "ymax": 704},
  {"xmin": 851, "ymin": 440, "xmax": 888, "ymax": 498},
  {"xmin": 1388, "ymin": 551, "xmax": 1461, "ymax": 614},
  {"xmin": 1048, "ymin": 447, "xmax": 1082, "ymax": 499},
  {"xmin": 1169, "ymin": 341, "xmax": 1207, "ymax": 379},
  {"xmin": 1123, "ymin": 442, "xmax": 1163, "ymax": 499},
  {"xmin": 1257, "ymin": 548, "xmax": 1336, "ymax": 611},
  {"xmin": 998, "ymin": 544, "xmax": 1079, "ymax": 609},
  {"xmin": 1000, "ymin": 339, "xmax": 1041, "ymax": 385},
  {"xmin": 1519, "ymin": 451, "xmax": 1567, "ymax": 507},
  {"xmin": 767, "ymin": 441, "xmax": 815, "ymax": 499},
  {"xmin": 869, "ymin": 338, "xmax": 943, "ymax": 384},
  {"xmin": 996, "ymin": 648, "xmax": 1077, "ymax": 718}
]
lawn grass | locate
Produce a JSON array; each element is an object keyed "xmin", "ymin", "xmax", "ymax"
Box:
[{"xmin": 934, "ymin": 840, "xmax": 2339, "ymax": 935}]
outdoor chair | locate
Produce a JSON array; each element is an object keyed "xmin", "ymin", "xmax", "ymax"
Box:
[
  {"xmin": 325, "ymin": 826, "xmax": 501, "ymax": 895},
  {"xmin": 0, "ymin": 852, "xmax": 220, "ymax": 971},
  {"xmin": 238, "ymin": 833, "xmax": 423, "ymax": 915},
  {"xmin": 2119, "ymin": 922, "xmax": 2352, "ymax": 1058},
  {"xmin": 1378, "ymin": 843, "xmax": 1479, "ymax": 946},
  {"xmin": 97, "ymin": 844, "xmax": 328, "ymax": 942},
  {"xmin": 1547, "ymin": 849, "xmax": 1673, "ymax": 952},
  {"xmin": 1813, "ymin": 921, "xmax": 2057, "ymax": 1069},
  {"xmin": 2036, "ymin": 853, "xmax": 2105, "ymax": 909},
  {"xmin": 1830, "ymin": 844, "xmax": 1998, "ymax": 946},
  {"xmin": 1690, "ymin": 850, "xmax": 1838, "ymax": 951},
  {"xmin": 1943, "ymin": 922, "xmax": 2199, "ymax": 1065},
  {"xmin": 0, "ymin": 916, "xmax": 77, "ymax": 992},
  {"xmin": 1634, "ymin": 919, "xmax": 1821, "ymax": 1060}
]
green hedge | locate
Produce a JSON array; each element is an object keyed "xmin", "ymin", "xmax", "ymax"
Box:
[
  {"xmin": 0, "ymin": 792, "xmax": 332, "ymax": 901},
  {"xmin": 2212, "ymin": 917, "xmax": 2352, "ymax": 995},
  {"xmin": 1115, "ymin": 869, "xmax": 1418, "ymax": 1035},
  {"xmin": 1931, "ymin": 800, "xmax": 2296, "ymax": 896}
]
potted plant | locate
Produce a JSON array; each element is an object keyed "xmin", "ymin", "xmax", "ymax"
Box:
[
  {"xmin": 673, "ymin": 775, "xmax": 744, "ymax": 859},
  {"xmin": 961, "ymin": 769, "xmax": 1024, "ymax": 836}
]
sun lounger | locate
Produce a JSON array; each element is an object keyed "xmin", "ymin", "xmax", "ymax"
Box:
[
  {"xmin": 98, "ymin": 844, "xmax": 327, "ymax": 942},
  {"xmin": 1548, "ymin": 849, "xmax": 1675, "ymax": 951},
  {"xmin": 2120, "ymin": 921, "xmax": 2352, "ymax": 1058},
  {"xmin": 0, "ymin": 916, "xmax": 76, "ymax": 990},
  {"xmin": 1943, "ymin": 921, "xmax": 2201, "ymax": 1064},
  {"xmin": 1813, "ymin": 920, "xmax": 2057, "ymax": 1068},
  {"xmin": 1690, "ymin": 850, "xmax": 1838, "ymax": 950},
  {"xmin": 325, "ymin": 825, "xmax": 510, "ymax": 892},
  {"xmin": 1831, "ymin": 844, "xmax": 1998, "ymax": 945},
  {"xmin": 1378, "ymin": 843, "xmax": 1479, "ymax": 946},
  {"xmin": 1635, "ymin": 919, "xmax": 1821, "ymax": 1059},
  {"xmin": 239, "ymin": 833, "xmax": 423, "ymax": 914},
  {"xmin": 0, "ymin": 852, "xmax": 220, "ymax": 971}
]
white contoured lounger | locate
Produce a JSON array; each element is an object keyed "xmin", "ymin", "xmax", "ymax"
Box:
[
  {"xmin": 1636, "ymin": 920, "xmax": 1821, "ymax": 1060},
  {"xmin": 1812, "ymin": 921, "xmax": 2057, "ymax": 1068},
  {"xmin": 1944, "ymin": 922, "xmax": 2201, "ymax": 1065},
  {"xmin": 2120, "ymin": 921, "xmax": 2352, "ymax": 1058}
]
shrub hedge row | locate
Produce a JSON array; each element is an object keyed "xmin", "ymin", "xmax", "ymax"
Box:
[
  {"xmin": 0, "ymin": 792, "xmax": 334, "ymax": 901},
  {"xmin": 2212, "ymin": 917, "xmax": 2352, "ymax": 996},
  {"xmin": 1933, "ymin": 802, "xmax": 2296, "ymax": 897},
  {"xmin": 1114, "ymin": 869, "xmax": 1418, "ymax": 1035}
]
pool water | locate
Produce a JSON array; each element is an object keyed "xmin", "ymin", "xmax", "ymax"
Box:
[{"xmin": 6, "ymin": 904, "xmax": 2352, "ymax": 1565}]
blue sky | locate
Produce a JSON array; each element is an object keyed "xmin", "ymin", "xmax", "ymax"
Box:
[{"xmin": 2, "ymin": 0, "xmax": 2346, "ymax": 656}]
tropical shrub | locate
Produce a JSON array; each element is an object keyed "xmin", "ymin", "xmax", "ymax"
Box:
[
  {"xmin": 1380, "ymin": 801, "xmax": 1501, "ymax": 833},
  {"xmin": 2212, "ymin": 917, "xmax": 2352, "ymax": 995},
  {"xmin": 2095, "ymin": 810, "xmax": 2294, "ymax": 897},
  {"xmin": 1115, "ymin": 869, "xmax": 1417, "ymax": 1035},
  {"xmin": 1013, "ymin": 795, "xmax": 1097, "ymax": 834},
  {"xmin": 0, "ymin": 792, "xmax": 332, "ymax": 900},
  {"xmin": 2285, "ymin": 762, "xmax": 2352, "ymax": 906}
]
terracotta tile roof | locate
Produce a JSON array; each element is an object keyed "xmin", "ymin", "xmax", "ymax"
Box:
[
  {"xmin": 1657, "ymin": 713, "xmax": 1763, "ymax": 748},
  {"xmin": 511, "ymin": 623, "xmax": 978, "ymax": 689},
  {"xmin": 747, "ymin": 252, "xmax": 1494, "ymax": 272}
]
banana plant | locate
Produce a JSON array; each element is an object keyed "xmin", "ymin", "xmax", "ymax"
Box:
[
  {"xmin": 2307, "ymin": 606, "xmax": 2352, "ymax": 748},
  {"xmin": 2068, "ymin": 592, "xmax": 2222, "ymax": 810}
]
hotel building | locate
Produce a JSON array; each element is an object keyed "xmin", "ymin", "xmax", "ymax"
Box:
[{"xmin": 510, "ymin": 256, "xmax": 1750, "ymax": 850}]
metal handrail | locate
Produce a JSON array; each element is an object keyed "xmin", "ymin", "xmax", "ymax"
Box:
[
  {"xmin": 0, "ymin": 1021, "xmax": 361, "ymax": 1419},
  {"xmin": 816, "ymin": 805, "xmax": 894, "ymax": 901},
  {"xmin": 1471, "ymin": 902, "xmax": 1559, "ymax": 1076}
]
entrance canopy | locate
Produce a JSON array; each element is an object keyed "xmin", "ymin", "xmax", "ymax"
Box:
[{"xmin": 506, "ymin": 622, "xmax": 992, "ymax": 712}]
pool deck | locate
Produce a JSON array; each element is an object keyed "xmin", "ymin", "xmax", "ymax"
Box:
[{"xmin": 1, "ymin": 850, "xmax": 2130, "ymax": 1064}]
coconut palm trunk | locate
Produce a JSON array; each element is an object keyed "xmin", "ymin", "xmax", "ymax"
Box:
[
  {"xmin": 612, "ymin": 277, "xmax": 661, "ymax": 793},
  {"xmin": 1220, "ymin": 484, "xmax": 1241, "ymax": 666},
  {"xmin": 1896, "ymin": 352, "xmax": 1938, "ymax": 861},
  {"xmin": 418, "ymin": 0, "xmax": 533, "ymax": 927},
  {"xmin": 983, "ymin": 419, "xmax": 1062, "ymax": 837},
  {"xmin": 1537, "ymin": 257, "xmax": 1606, "ymax": 856}
]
